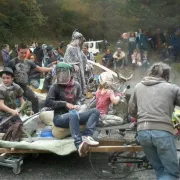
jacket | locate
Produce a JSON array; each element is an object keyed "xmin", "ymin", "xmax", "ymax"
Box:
[{"xmin": 129, "ymin": 76, "xmax": 180, "ymax": 134}]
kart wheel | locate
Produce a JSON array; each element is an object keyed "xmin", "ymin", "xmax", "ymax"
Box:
[
  {"xmin": 89, "ymin": 151, "xmax": 136, "ymax": 179},
  {"xmin": 13, "ymin": 167, "xmax": 21, "ymax": 175}
]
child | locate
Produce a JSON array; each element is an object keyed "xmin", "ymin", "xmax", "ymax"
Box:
[
  {"xmin": 142, "ymin": 51, "xmax": 150, "ymax": 70},
  {"xmin": 0, "ymin": 67, "xmax": 25, "ymax": 123},
  {"xmin": 96, "ymin": 72, "xmax": 124, "ymax": 126},
  {"xmin": 131, "ymin": 49, "xmax": 142, "ymax": 66}
]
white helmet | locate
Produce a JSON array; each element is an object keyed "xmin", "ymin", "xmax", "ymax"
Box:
[{"xmin": 99, "ymin": 72, "xmax": 114, "ymax": 87}]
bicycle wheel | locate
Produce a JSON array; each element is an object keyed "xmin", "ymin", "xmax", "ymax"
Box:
[{"xmin": 89, "ymin": 151, "xmax": 136, "ymax": 179}]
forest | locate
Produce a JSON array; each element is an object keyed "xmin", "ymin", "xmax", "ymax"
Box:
[{"xmin": 0, "ymin": 0, "xmax": 179, "ymax": 44}]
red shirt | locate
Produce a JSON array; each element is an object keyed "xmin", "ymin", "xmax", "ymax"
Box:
[{"xmin": 96, "ymin": 89, "xmax": 114, "ymax": 115}]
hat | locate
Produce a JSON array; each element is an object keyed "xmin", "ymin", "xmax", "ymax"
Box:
[
  {"xmin": 99, "ymin": 72, "xmax": 114, "ymax": 87},
  {"xmin": 55, "ymin": 62, "xmax": 73, "ymax": 84},
  {"xmin": 56, "ymin": 62, "xmax": 73, "ymax": 70},
  {"xmin": 46, "ymin": 46, "xmax": 53, "ymax": 52},
  {"xmin": 0, "ymin": 67, "xmax": 14, "ymax": 77}
]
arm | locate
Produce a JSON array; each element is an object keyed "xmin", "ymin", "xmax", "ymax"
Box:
[
  {"xmin": 113, "ymin": 52, "xmax": 118, "ymax": 59},
  {"xmin": 174, "ymin": 86, "xmax": 180, "ymax": 106},
  {"xmin": 110, "ymin": 91, "xmax": 120, "ymax": 105},
  {"xmin": 0, "ymin": 100, "xmax": 18, "ymax": 115},
  {"xmin": 35, "ymin": 65, "xmax": 52, "ymax": 73},
  {"xmin": 128, "ymin": 90, "xmax": 138, "ymax": 118},
  {"xmin": 1, "ymin": 51, "xmax": 10, "ymax": 63},
  {"xmin": 19, "ymin": 97, "xmax": 25, "ymax": 106},
  {"xmin": 45, "ymin": 85, "xmax": 67, "ymax": 110}
]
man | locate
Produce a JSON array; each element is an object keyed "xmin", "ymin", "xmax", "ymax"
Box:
[
  {"xmin": 1, "ymin": 44, "xmax": 13, "ymax": 67},
  {"xmin": 63, "ymin": 30, "xmax": 87, "ymax": 95},
  {"xmin": 8, "ymin": 43, "xmax": 52, "ymax": 113},
  {"xmin": 129, "ymin": 62, "xmax": 180, "ymax": 180},
  {"xmin": 44, "ymin": 62, "xmax": 100, "ymax": 156},
  {"xmin": 33, "ymin": 43, "xmax": 43, "ymax": 66},
  {"xmin": 102, "ymin": 49, "xmax": 113, "ymax": 68},
  {"xmin": 113, "ymin": 47, "xmax": 126, "ymax": 69}
]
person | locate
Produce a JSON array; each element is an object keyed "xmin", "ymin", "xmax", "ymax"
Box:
[
  {"xmin": 82, "ymin": 43, "xmax": 95, "ymax": 62},
  {"xmin": 58, "ymin": 41, "xmax": 65, "ymax": 57},
  {"xmin": 45, "ymin": 62, "xmax": 100, "ymax": 156},
  {"xmin": 82, "ymin": 43, "xmax": 94, "ymax": 84},
  {"xmin": 113, "ymin": 47, "xmax": 126, "ymax": 69},
  {"xmin": 64, "ymin": 30, "xmax": 87, "ymax": 96},
  {"xmin": 8, "ymin": 43, "xmax": 52, "ymax": 113},
  {"xmin": 153, "ymin": 29, "xmax": 166, "ymax": 53},
  {"xmin": 33, "ymin": 43, "xmax": 43, "ymax": 66},
  {"xmin": 131, "ymin": 49, "xmax": 142, "ymax": 67},
  {"xmin": 102, "ymin": 49, "xmax": 114, "ymax": 68},
  {"xmin": 136, "ymin": 28, "xmax": 148, "ymax": 59},
  {"xmin": 129, "ymin": 62, "xmax": 180, "ymax": 180},
  {"xmin": 96, "ymin": 72, "xmax": 124, "ymax": 126},
  {"xmin": 1, "ymin": 44, "xmax": 13, "ymax": 67},
  {"xmin": 29, "ymin": 54, "xmax": 41, "ymax": 89},
  {"xmin": 128, "ymin": 32, "xmax": 136, "ymax": 58},
  {"xmin": 0, "ymin": 67, "xmax": 25, "ymax": 122}
]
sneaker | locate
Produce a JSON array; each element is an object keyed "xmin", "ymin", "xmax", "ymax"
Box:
[
  {"xmin": 82, "ymin": 136, "xmax": 99, "ymax": 146},
  {"xmin": 78, "ymin": 141, "xmax": 89, "ymax": 157}
]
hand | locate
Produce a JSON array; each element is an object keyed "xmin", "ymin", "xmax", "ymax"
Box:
[
  {"xmin": 52, "ymin": 61, "xmax": 57, "ymax": 65},
  {"xmin": 66, "ymin": 103, "xmax": 75, "ymax": 110},
  {"xmin": 10, "ymin": 109, "xmax": 19, "ymax": 116},
  {"xmin": 115, "ymin": 92, "xmax": 121, "ymax": 97},
  {"xmin": 9, "ymin": 50, "xmax": 13, "ymax": 54},
  {"xmin": 73, "ymin": 65, "xmax": 79, "ymax": 72}
]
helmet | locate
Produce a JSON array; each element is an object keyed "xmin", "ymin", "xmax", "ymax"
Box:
[
  {"xmin": 98, "ymin": 72, "xmax": 114, "ymax": 87},
  {"xmin": 72, "ymin": 30, "xmax": 84, "ymax": 41},
  {"xmin": 55, "ymin": 62, "xmax": 73, "ymax": 84}
]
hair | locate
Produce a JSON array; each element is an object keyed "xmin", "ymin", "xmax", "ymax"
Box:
[
  {"xmin": 1, "ymin": 72, "xmax": 14, "ymax": 78},
  {"xmin": 2, "ymin": 44, "xmax": 9, "ymax": 49},
  {"xmin": 130, "ymin": 32, "xmax": 135, "ymax": 37},
  {"xmin": 98, "ymin": 83, "xmax": 111, "ymax": 90},
  {"xmin": 29, "ymin": 53, "xmax": 36, "ymax": 60},
  {"xmin": 147, "ymin": 62, "xmax": 170, "ymax": 80},
  {"xmin": 133, "ymin": 48, "xmax": 140, "ymax": 53},
  {"xmin": 82, "ymin": 43, "xmax": 88, "ymax": 49},
  {"xmin": 18, "ymin": 43, "xmax": 28, "ymax": 51}
]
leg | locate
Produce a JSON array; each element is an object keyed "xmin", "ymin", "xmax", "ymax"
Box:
[
  {"xmin": 21, "ymin": 85, "xmax": 39, "ymax": 113},
  {"xmin": 101, "ymin": 114, "xmax": 124, "ymax": 126},
  {"xmin": 53, "ymin": 112, "xmax": 82, "ymax": 148},
  {"xmin": 137, "ymin": 130, "xmax": 165, "ymax": 179},
  {"xmin": 152, "ymin": 130, "xmax": 180, "ymax": 180},
  {"xmin": 30, "ymin": 79, "xmax": 40, "ymax": 89},
  {"xmin": 78, "ymin": 108, "xmax": 100, "ymax": 136}
]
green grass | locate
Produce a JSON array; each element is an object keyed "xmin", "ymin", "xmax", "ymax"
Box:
[{"xmin": 172, "ymin": 63, "xmax": 180, "ymax": 73}]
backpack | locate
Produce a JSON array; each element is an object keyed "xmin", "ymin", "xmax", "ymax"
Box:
[{"xmin": 2, "ymin": 116, "xmax": 23, "ymax": 142}]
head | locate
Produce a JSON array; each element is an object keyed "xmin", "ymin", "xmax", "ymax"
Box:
[
  {"xmin": 147, "ymin": 62, "xmax": 170, "ymax": 82},
  {"xmin": 138, "ymin": 28, "xmax": 143, "ymax": 33},
  {"xmin": 46, "ymin": 46, "xmax": 53, "ymax": 57},
  {"xmin": 71, "ymin": 30, "xmax": 85, "ymax": 46},
  {"xmin": 18, "ymin": 43, "xmax": 29, "ymax": 61},
  {"xmin": 0, "ymin": 67, "xmax": 14, "ymax": 86},
  {"xmin": 55, "ymin": 62, "xmax": 73, "ymax": 85},
  {"xmin": 82, "ymin": 43, "xmax": 89, "ymax": 54},
  {"xmin": 35, "ymin": 42, "xmax": 39, "ymax": 47},
  {"xmin": 3, "ymin": 44, "xmax": 10, "ymax": 52},
  {"xmin": 106, "ymin": 49, "xmax": 111, "ymax": 55},
  {"xmin": 130, "ymin": 32, "xmax": 135, "ymax": 37},
  {"xmin": 29, "ymin": 54, "xmax": 36, "ymax": 62},
  {"xmin": 98, "ymin": 72, "xmax": 114, "ymax": 89},
  {"xmin": 133, "ymin": 48, "xmax": 140, "ymax": 54},
  {"xmin": 117, "ymin": 47, "xmax": 122, "ymax": 53}
]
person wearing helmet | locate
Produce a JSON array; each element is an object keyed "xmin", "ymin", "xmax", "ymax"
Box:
[
  {"xmin": 96, "ymin": 72, "xmax": 124, "ymax": 127},
  {"xmin": 63, "ymin": 30, "xmax": 87, "ymax": 96},
  {"xmin": 45, "ymin": 62, "xmax": 100, "ymax": 157}
]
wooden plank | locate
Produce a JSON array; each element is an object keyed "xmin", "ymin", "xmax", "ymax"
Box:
[
  {"xmin": 90, "ymin": 146, "xmax": 143, "ymax": 152},
  {"xmin": 0, "ymin": 148, "xmax": 49, "ymax": 154},
  {"xmin": 99, "ymin": 139, "xmax": 126, "ymax": 146}
]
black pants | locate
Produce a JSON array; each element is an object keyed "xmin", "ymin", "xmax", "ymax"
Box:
[{"xmin": 20, "ymin": 85, "xmax": 39, "ymax": 113}]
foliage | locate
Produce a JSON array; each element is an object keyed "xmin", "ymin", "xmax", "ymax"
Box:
[{"xmin": 0, "ymin": 0, "xmax": 179, "ymax": 45}]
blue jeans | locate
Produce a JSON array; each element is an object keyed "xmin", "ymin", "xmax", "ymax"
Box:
[
  {"xmin": 137, "ymin": 130, "xmax": 180, "ymax": 180},
  {"xmin": 30, "ymin": 79, "xmax": 40, "ymax": 89},
  {"xmin": 53, "ymin": 108, "xmax": 100, "ymax": 149}
]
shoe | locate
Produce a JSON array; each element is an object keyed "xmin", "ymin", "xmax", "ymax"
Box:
[
  {"xmin": 82, "ymin": 136, "xmax": 99, "ymax": 146},
  {"xmin": 78, "ymin": 141, "xmax": 89, "ymax": 157}
]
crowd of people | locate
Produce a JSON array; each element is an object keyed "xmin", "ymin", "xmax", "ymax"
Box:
[
  {"xmin": 101, "ymin": 28, "xmax": 180, "ymax": 70},
  {"xmin": 0, "ymin": 29, "xmax": 180, "ymax": 179}
]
